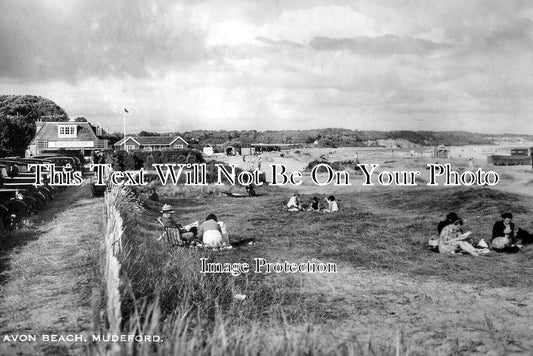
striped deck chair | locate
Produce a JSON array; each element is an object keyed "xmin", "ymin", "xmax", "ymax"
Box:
[{"xmin": 157, "ymin": 218, "xmax": 186, "ymax": 246}]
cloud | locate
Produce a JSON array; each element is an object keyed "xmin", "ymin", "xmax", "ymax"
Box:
[
  {"xmin": 0, "ymin": 0, "xmax": 208, "ymax": 82},
  {"xmin": 309, "ymin": 35, "xmax": 451, "ymax": 56},
  {"xmin": 257, "ymin": 5, "xmax": 381, "ymax": 43},
  {"xmin": 1, "ymin": 0, "xmax": 533, "ymax": 134}
]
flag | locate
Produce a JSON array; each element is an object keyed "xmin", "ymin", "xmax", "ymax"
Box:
[{"xmin": 124, "ymin": 108, "xmax": 129, "ymax": 113}]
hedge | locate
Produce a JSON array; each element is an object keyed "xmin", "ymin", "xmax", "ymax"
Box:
[{"xmin": 105, "ymin": 149, "xmax": 205, "ymax": 171}]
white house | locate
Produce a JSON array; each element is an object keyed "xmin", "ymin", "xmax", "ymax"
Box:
[{"xmin": 114, "ymin": 135, "xmax": 188, "ymax": 151}]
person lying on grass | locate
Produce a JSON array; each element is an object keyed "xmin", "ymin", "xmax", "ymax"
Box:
[
  {"xmin": 438, "ymin": 217, "xmax": 486, "ymax": 256},
  {"xmin": 160, "ymin": 204, "xmax": 196, "ymax": 242},
  {"xmin": 323, "ymin": 195, "xmax": 339, "ymax": 213},
  {"xmin": 287, "ymin": 192, "xmax": 303, "ymax": 211},
  {"xmin": 491, "ymin": 213, "xmax": 521, "ymax": 253}
]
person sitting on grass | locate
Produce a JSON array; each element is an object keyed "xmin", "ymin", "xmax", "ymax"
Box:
[
  {"xmin": 323, "ymin": 195, "xmax": 339, "ymax": 213},
  {"xmin": 139, "ymin": 188, "xmax": 163, "ymax": 212},
  {"xmin": 438, "ymin": 216, "xmax": 484, "ymax": 256},
  {"xmin": 491, "ymin": 213, "xmax": 520, "ymax": 253},
  {"xmin": 287, "ymin": 192, "xmax": 303, "ymax": 212},
  {"xmin": 245, "ymin": 184, "xmax": 256, "ymax": 197},
  {"xmin": 435, "ymin": 211, "xmax": 483, "ymax": 246},
  {"xmin": 198, "ymin": 213, "xmax": 223, "ymax": 247},
  {"xmin": 428, "ymin": 213, "xmax": 459, "ymax": 252},
  {"xmin": 159, "ymin": 204, "xmax": 196, "ymax": 242},
  {"xmin": 148, "ymin": 188, "xmax": 160, "ymax": 202},
  {"xmin": 308, "ymin": 197, "xmax": 320, "ymax": 212},
  {"xmin": 438, "ymin": 212, "xmax": 461, "ymax": 235},
  {"xmin": 516, "ymin": 228, "xmax": 533, "ymax": 246}
]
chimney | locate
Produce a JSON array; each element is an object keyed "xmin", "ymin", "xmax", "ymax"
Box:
[{"xmin": 36, "ymin": 118, "xmax": 44, "ymax": 132}]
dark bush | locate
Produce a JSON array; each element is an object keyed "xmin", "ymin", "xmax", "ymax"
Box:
[
  {"xmin": 143, "ymin": 155, "xmax": 155, "ymax": 170},
  {"xmin": 112, "ymin": 150, "xmax": 129, "ymax": 171},
  {"xmin": 305, "ymin": 159, "xmax": 357, "ymax": 172},
  {"xmin": 112, "ymin": 149, "xmax": 205, "ymax": 171}
]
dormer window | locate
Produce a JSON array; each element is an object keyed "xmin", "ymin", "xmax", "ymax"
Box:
[{"xmin": 58, "ymin": 125, "xmax": 77, "ymax": 137}]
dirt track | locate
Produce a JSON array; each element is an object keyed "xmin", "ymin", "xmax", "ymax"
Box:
[{"xmin": 0, "ymin": 184, "xmax": 102, "ymax": 356}]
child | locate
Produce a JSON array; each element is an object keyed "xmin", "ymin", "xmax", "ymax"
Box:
[
  {"xmin": 287, "ymin": 192, "xmax": 303, "ymax": 212},
  {"xmin": 308, "ymin": 197, "xmax": 320, "ymax": 211},
  {"xmin": 323, "ymin": 196, "xmax": 339, "ymax": 213}
]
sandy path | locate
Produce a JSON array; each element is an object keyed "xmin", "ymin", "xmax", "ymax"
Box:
[
  {"xmin": 301, "ymin": 264, "xmax": 533, "ymax": 355},
  {"xmin": 0, "ymin": 184, "xmax": 103, "ymax": 356}
]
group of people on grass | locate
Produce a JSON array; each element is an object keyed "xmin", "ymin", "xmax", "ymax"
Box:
[
  {"xmin": 433, "ymin": 212, "xmax": 533, "ymax": 256},
  {"xmin": 159, "ymin": 204, "xmax": 229, "ymax": 248},
  {"xmin": 147, "ymin": 184, "xmax": 532, "ymax": 255},
  {"xmin": 286, "ymin": 192, "xmax": 339, "ymax": 213}
]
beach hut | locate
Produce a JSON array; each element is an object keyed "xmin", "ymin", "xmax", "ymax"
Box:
[
  {"xmin": 434, "ymin": 145, "xmax": 449, "ymax": 159},
  {"xmin": 203, "ymin": 145, "xmax": 214, "ymax": 156},
  {"xmin": 511, "ymin": 148, "xmax": 529, "ymax": 156}
]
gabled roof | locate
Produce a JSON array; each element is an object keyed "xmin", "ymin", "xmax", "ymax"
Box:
[
  {"xmin": 30, "ymin": 121, "xmax": 99, "ymax": 144},
  {"xmin": 169, "ymin": 136, "xmax": 188, "ymax": 146},
  {"xmin": 114, "ymin": 135, "xmax": 188, "ymax": 146},
  {"xmin": 114, "ymin": 136, "xmax": 141, "ymax": 146}
]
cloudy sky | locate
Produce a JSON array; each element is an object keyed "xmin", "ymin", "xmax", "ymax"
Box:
[{"xmin": 1, "ymin": 0, "xmax": 532, "ymax": 134}]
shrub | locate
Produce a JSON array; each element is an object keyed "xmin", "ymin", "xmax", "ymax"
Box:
[
  {"xmin": 112, "ymin": 150, "xmax": 130, "ymax": 171},
  {"xmin": 143, "ymin": 155, "xmax": 155, "ymax": 170},
  {"xmin": 305, "ymin": 159, "xmax": 358, "ymax": 172},
  {"xmin": 111, "ymin": 149, "xmax": 205, "ymax": 171}
]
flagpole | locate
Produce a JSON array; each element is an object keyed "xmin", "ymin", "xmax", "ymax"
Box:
[{"xmin": 123, "ymin": 108, "xmax": 126, "ymax": 151}]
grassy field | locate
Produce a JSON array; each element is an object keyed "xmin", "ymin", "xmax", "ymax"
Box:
[{"xmin": 116, "ymin": 177, "xmax": 533, "ymax": 355}]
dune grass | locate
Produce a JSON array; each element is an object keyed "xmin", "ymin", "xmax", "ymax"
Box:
[{"xmin": 114, "ymin": 184, "xmax": 533, "ymax": 355}]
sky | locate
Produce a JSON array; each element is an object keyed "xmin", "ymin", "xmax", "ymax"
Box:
[{"xmin": 1, "ymin": 0, "xmax": 532, "ymax": 134}]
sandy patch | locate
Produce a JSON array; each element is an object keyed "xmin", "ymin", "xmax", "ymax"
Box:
[
  {"xmin": 301, "ymin": 264, "xmax": 533, "ymax": 355},
  {"xmin": 215, "ymin": 146, "xmax": 533, "ymax": 197}
]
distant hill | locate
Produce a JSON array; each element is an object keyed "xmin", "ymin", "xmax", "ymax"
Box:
[
  {"xmin": 179, "ymin": 128, "xmax": 533, "ymax": 149},
  {"xmin": 0, "ymin": 95, "xmax": 68, "ymax": 156}
]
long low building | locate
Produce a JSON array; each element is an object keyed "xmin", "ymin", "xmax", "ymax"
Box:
[
  {"xmin": 250, "ymin": 143, "xmax": 303, "ymax": 153},
  {"xmin": 114, "ymin": 135, "xmax": 188, "ymax": 151},
  {"xmin": 488, "ymin": 154, "xmax": 532, "ymax": 166},
  {"xmin": 488, "ymin": 147, "xmax": 533, "ymax": 166}
]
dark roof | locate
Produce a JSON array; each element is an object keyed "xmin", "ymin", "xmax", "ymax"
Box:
[
  {"xmin": 114, "ymin": 135, "xmax": 188, "ymax": 146},
  {"xmin": 30, "ymin": 121, "xmax": 99, "ymax": 144},
  {"xmin": 251, "ymin": 143, "xmax": 295, "ymax": 147}
]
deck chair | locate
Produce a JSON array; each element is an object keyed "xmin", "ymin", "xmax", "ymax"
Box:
[{"xmin": 157, "ymin": 218, "xmax": 186, "ymax": 246}]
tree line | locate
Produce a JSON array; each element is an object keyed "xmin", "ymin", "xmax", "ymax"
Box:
[
  {"xmin": 179, "ymin": 128, "xmax": 529, "ymax": 148},
  {"xmin": 0, "ymin": 95, "xmax": 68, "ymax": 156},
  {"xmin": 2, "ymin": 95, "xmax": 532, "ymax": 157}
]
